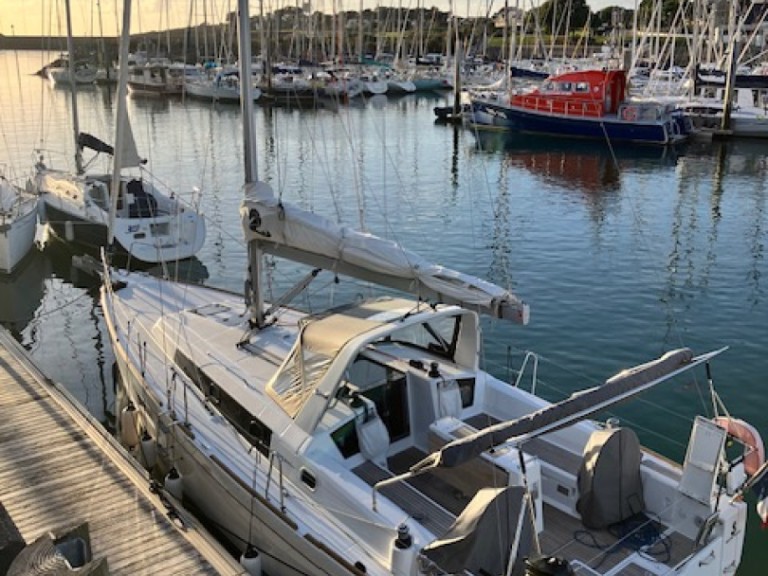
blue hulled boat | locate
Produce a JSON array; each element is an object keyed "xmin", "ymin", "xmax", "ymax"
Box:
[{"xmin": 467, "ymin": 69, "xmax": 691, "ymax": 145}]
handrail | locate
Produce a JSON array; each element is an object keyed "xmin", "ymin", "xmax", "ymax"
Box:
[
  {"xmin": 513, "ymin": 351, "xmax": 540, "ymax": 395},
  {"xmin": 267, "ymin": 451, "xmax": 286, "ymax": 512},
  {"xmin": 516, "ymin": 95, "xmax": 603, "ymax": 117}
]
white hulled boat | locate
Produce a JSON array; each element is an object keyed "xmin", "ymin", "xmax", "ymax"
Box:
[
  {"xmin": 34, "ymin": 0, "xmax": 206, "ymax": 264},
  {"xmin": 100, "ymin": 1, "xmax": 767, "ymax": 575},
  {"xmin": 45, "ymin": 55, "xmax": 98, "ymax": 87},
  {"xmin": 185, "ymin": 66, "xmax": 263, "ymax": 103},
  {"xmin": 0, "ymin": 176, "xmax": 38, "ymax": 273}
]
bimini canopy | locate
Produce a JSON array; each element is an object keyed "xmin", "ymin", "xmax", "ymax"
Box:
[
  {"xmin": 240, "ymin": 182, "xmax": 529, "ymax": 325},
  {"xmin": 266, "ymin": 298, "xmax": 419, "ymax": 418}
]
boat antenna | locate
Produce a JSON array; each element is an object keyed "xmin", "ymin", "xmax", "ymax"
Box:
[
  {"xmin": 64, "ymin": 0, "xmax": 84, "ymax": 175},
  {"xmin": 107, "ymin": 0, "xmax": 134, "ymax": 251},
  {"xmin": 238, "ymin": 0, "xmax": 266, "ymax": 329}
]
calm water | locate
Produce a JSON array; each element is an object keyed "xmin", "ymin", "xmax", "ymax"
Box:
[{"xmin": 1, "ymin": 51, "xmax": 767, "ymax": 573}]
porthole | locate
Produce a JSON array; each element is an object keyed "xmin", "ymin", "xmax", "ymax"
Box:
[{"xmin": 300, "ymin": 468, "xmax": 317, "ymax": 490}]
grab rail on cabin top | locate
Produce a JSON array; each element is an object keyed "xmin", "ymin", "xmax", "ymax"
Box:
[{"xmin": 515, "ymin": 95, "xmax": 604, "ymax": 117}]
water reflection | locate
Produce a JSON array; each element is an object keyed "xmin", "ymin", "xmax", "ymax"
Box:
[
  {"xmin": 18, "ymin": 237, "xmax": 115, "ymax": 424},
  {"xmin": 674, "ymin": 139, "xmax": 768, "ymax": 311},
  {"xmin": 38, "ymin": 226, "xmax": 210, "ymax": 284},
  {"xmin": 0, "ymin": 247, "xmax": 48, "ymax": 340},
  {"xmin": 471, "ymin": 130, "xmax": 678, "ymax": 187}
]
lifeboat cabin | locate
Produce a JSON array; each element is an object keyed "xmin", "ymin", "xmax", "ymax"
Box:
[{"xmin": 511, "ymin": 69, "xmax": 627, "ymax": 118}]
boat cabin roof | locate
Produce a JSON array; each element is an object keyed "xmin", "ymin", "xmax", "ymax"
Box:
[
  {"xmin": 535, "ymin": 69, "xmax": 627, "ymax": 100},
  {"xmin": 266, "ymin": 297, "xmax": 479, "ymax": 432}
]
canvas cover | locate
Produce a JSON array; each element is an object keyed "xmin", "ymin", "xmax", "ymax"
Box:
[
  {"xmin": 576, "ymin": 427, "xmax": 645, "ymax": 529},
  {"xmin": 411, "ymin": 348, "xmax": 696, "ymax": 472},
  {"xmin": 240, "ymin": 182, "xmax": 529, "ymax": 324},
  {"xmin": 421, "ymin": 486, "xmax": 533, "ymax": 576}
]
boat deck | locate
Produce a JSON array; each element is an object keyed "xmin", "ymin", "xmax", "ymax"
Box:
[
  {"xmin": 0, "ymin": 328, "xmax": 245, "ymax": 575},
  {"xmin": 355, "ymin": 411, "xmax": 696, "ymax": 575}
]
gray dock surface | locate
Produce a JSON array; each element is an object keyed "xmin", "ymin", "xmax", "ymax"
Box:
[{"xmin": 0, "ymin": 327, "xmax": 245, "ymax": 574}]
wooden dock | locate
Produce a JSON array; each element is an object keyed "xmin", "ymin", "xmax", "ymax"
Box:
[{"xmin": 0, "ymin": 327, "xmax": 247, "ymax": 575}]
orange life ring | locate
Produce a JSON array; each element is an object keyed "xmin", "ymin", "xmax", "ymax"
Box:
[
  {"xmin": 713, "ymin": 416, "xmax": 765, "ymax": 476},
  {"xmin": 622, "ymin": 106, "xmax": 637, "ymax": 122}
]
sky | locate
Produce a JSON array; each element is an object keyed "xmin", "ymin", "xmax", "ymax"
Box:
[{"xmin": 2, "ymin": 0, "xmax": 636, "ymax": 37}]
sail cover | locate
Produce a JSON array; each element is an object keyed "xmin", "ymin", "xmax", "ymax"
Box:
[
  {"xmin": 78, "ymin": 132, "xmax": 114, "ymax": 156},
  {"xmin": 240, "ymin": 182, "xmax": 529, "ymax": 324},
  {"xmin": 411, "ymin": 347, "xmax": 716, "ymax": 472}
]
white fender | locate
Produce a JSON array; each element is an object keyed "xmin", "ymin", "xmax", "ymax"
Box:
[
  {"xmin": 119, "ymin": 402, "xmax": 140, "ymax": 448},
  {"xmin": 757, "ymin": 496, "xmax": 768, "ymax": 528},
  {"xmin": 164, "ymin": 467, "xmax": 183, "ymax": 501},
  {"xmin": 240, "ymin": 546, "xmax": 263, "ymax": 576},
  {"xmin": 140, "ymin": 430, "xmax": 157, "ymax": 470}
]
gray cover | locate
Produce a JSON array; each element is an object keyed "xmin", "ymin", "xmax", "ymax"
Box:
[
  {"xmin": 421, "ymin": 486, "xmax": 533, "ymax": 576},
  {"xmin": 411, "ymin": 348, "xmax": 695, "ymax": 472},
  {"xmin": 576, "ymin": 427, "xmax": 645, "ymax": 529}
]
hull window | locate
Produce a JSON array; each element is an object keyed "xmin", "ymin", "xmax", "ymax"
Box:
[{"xmin": 174, "ymin": 349, "xmax": 272, "ymax": 455}]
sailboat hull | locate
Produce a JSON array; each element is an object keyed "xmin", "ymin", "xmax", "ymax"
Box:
[
  {"xmin": 36, "ymin": 170, "xmax": 206, "ymax": 263},
  {"xmin": 105, "ymin": 302, "xmax": 362, "ymax": 576},
  {"xmin": 0, "ymin": 194, "xmax": 38, "ymax": 273},
  {"xmin": 40, "ymin": 201, "xmax": 110, "ymax": 248},
  {"xmin": 468, "ymin": 99, "xmax": 685, "ymax": 145}
]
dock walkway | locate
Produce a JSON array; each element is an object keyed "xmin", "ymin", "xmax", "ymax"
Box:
[{"xmin": 0, "ymin": 328, "xmax": 245, "ymax": 575}]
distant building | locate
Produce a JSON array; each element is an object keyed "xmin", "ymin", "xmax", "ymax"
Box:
[{"xmin": 493, "ymin": 7, "xmax": 524, "ymax": 30}]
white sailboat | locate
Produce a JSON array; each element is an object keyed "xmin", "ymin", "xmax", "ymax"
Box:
[
  {"xmin": 185, "ymin": 65, "xmax": 263, "ymax": 104},
  {"xmin": 45, "ymin": 53, "xmax": 98, "ymax": 87},
  {"xmin": 0, "ymin": 175, "xmax": 38, "ymax": 273},
  {"xmin": 100, "ymin": 1, "xmax": 766, "ymax": 575},
  {"xmin": 34, "ymin": 0, "xmax": 206, "ymax": 264}
]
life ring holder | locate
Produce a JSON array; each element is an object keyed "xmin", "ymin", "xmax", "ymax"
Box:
[{"xmin": 622, "ymin": 106, "xmax": 637, "ymax": 122}]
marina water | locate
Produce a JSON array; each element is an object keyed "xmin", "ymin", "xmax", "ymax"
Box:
[{"xmin": 1, "ymin": 50, "xmax": 767, "ymax": 574}]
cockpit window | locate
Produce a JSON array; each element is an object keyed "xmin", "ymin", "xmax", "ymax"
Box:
[{"xmin": 378, "ymin": 315, "xmax": 460, "ymax": 360}]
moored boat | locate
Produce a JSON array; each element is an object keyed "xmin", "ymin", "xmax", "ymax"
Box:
[
  {"xmin": 185, "ymin": 67, "xmax": 263, "ymax": 103},
  {"xmin": 45, "ymin": 57, "xmax": 98, "ymax": 87},
  {"xmin": 0, "ymin": 176, "xmax": 38, "ymax": 273},
  {"xmin": 100, "ymin": 2, "xmax": 767, "ymax": 575},
  {"xmin": 34, "ymin": 0, "xmax": 206, "ymax": 264},
  {"xmin": 468, "ymin": 69, "xmax": 692, "ymax": 145}
]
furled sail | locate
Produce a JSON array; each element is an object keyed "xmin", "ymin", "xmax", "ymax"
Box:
[
  {"xmin": 240, "ymin": 182, "xmax": 529, "ymax": 324},
  {"xmin": 412, "ymin": 347, "xmax": 726, "ymax": 471}
]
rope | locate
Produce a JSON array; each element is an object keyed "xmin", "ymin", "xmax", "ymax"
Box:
[{"xmin": 34, "ymin": 285, "xmax": 92, "ymax": 319}]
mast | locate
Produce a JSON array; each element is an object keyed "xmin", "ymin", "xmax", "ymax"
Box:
[
  {"xmin": 238, "ymin": 0, "xmax": 265, "ymax": 328},
  {"xmin": 108, "ymin": 0, "xmax": 134, "ymax": 248},
  {"xmin": 64, "ymin": 0, "xmax": 84, "ymax": 175},
  {"xmin": 720, "ymin": 1, "xmax": 740, "ymax": 132},
  {"xmin": 358, "ymin": 0, "xmax": 364, "ymax": 62}
]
